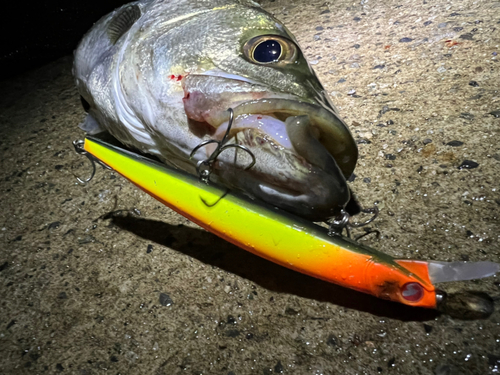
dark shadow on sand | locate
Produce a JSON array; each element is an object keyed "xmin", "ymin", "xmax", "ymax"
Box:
[{"xmin": 108, "ymin": 213, "xmax": 439, "ymax": 321}]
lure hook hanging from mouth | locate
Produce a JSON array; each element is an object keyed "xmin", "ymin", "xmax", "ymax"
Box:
[
  {"xmin": 328, "ymin": 206, "xmax": 380, "ymax": 238},
  {"xmin": 189, "ymin": 108, "xmax": 256, "ymax": 184}
]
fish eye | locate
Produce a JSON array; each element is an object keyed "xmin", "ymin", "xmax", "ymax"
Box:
[{"xmin": 243, "ymin": 35, "xmax": 298, "ymax": 65}]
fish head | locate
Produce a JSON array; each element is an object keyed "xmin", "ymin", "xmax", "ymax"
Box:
[{"xmin": 175, "ymin": 5, "xmax": 358, "ymax": 220}]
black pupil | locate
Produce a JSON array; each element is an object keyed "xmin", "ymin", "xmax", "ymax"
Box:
[{"xmin": 253, "ymin": 40, "xmax": 282, "ymax": 63}]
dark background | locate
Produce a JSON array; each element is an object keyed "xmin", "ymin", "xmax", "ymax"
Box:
[{"xmin": 1, "ymin": 1, "xmax": 127, "ymax": 81}]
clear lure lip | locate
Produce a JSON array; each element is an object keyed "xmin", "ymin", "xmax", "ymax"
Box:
[
  {"xmin": 428, "ymin": 261, "xmax": 499, "ymax": 319},
  {"xmin": 427, "ymin": 260, "xmax": 500, "ymax": 283}
]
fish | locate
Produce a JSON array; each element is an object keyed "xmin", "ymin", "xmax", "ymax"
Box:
[
  {"xmin": 73, "ymin": 0, "xmax": 358, "ymax": 221},
  {"xmin": 83, "ymin": 135, "xmax": 499, "ymax": 316}
]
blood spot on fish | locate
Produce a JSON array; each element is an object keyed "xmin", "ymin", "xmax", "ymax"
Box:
[
  {"xmin": 169, "ymin": 74, "xmax": 184, "ymax": 81},
  {"xmin": 257, "ymin": 116, "xmax": 262, "ymax": 120}
]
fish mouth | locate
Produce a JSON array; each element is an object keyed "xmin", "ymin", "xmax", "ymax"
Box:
[{"xmin": 183, "ymin": 88, "xmax": 357, "ymax": 220}]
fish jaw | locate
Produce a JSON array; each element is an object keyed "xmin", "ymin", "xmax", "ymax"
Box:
[{"xmin": 182, "ymin": 75, "xmax": 356, "ymax": 220}]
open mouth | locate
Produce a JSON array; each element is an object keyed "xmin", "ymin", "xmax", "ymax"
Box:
[
  {"xmin": 181, "ymin": 77, "xmax": 358, "ymax": 220},
  {"xmin": 184, "ymin": 97, "xmax": 358, "ymax": 178}
]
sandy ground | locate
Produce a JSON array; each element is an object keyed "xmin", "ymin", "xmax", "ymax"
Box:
[{"xmin": 1, "ymin": 0, "xmax": 499, "ymax": 374}]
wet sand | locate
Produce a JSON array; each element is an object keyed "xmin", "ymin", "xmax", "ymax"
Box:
[{"xmin": 1, "ymin": 0, "xmax": 499, "ymax": 373}]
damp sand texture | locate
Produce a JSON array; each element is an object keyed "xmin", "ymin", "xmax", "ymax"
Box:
[{"xmin": 1, "ymin": 0, "xmax": 500, "ymax": 374}]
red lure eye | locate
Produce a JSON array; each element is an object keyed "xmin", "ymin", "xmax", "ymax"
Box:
[{"xmin": 401, "ymin": 282, "xmax": 424, "ymax": 302}]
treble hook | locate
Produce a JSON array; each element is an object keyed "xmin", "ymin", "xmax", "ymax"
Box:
[
  {"xmin": 190, "ymin": 108, "xmax": 256, "ymax": 183},
  {"xmin": 72, "ymin": 139, "xmax": 111, "ymax": 184},
  {"xmin": 328, "ymin": 206, "xmax": 379, "ymax": 238}
]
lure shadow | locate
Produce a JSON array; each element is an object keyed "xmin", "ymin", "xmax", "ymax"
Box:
[{"xmin": 108, "ymin": 214, "xmax": 439, "ymax": 321}]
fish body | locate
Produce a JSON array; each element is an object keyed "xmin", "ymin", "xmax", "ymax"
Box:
[{"xmin": 74, "ymin": 0, "xmax": 358, "ymax": 221}]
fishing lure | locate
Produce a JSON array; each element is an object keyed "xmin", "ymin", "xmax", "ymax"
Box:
[{"xmin": 78, "ymin": 132, "xmax": 498, "ymax": 316}]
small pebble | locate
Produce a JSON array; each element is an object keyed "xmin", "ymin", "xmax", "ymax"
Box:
[
  {"xmin": 348, "ymin": 173, "xmax": 356, "ymax": 182},
  {"xmin": 460, "ymin": 112, "xmax": 475, "ymax": 120},
  {"xmin": 423, "ymin": 139, "xmax": 433, "ymax": 145},
  {"xmin": 48, "ymin": 221, "xmax": 61, "ymax": 230},
  {"xmin": 446, "ymin": 140, "xmax": 464, "ymax": 146},
  {"xmin": 338, "ymin": 78, "xmax": 346, "ymax": 83},
  {"xmin": 459, "ymin": 33, "xmax": 474, "ymax": 40},
  {"xmin": 315, "ymin": 26, "xmax": 324, "ymax": 31},
  {"xmin": 458, "ymin": 160, "xmax": 479, "ymax": 169},
  {"xmin": 356, "ymin": 138, "xmax": 371, "ymax": 144},
  {"xmin": 453, "ymin": 27, "xmax": 463, "ymax": 32},
  {"xmin": 438, "ymin": 22, "xmax": 448, "ymax": 28},
  {"xmin": 159, "ymin": 293, "xmax": 173, "ymax": 306},
  {"xmin": 363, "ymin": 177, "xmax": 371, "ymax": 183},
  {"xmin": 424, "ymin": 21, "xmax": 432, "ymax": 26},
  {"xmin": 385, "ymin": 154, "xmax": 396, "ymax": 160},
  {"xmin": 388, "ymin": 358, "xmax": 396, "ymax": 368},
  {"xmin": 373, "ymin": 64, "xmax": 385, "ymax": 69},
  {"xmin": 274, "ymin": 361, "xmax": 284, "ymax": 374},
  {"xmin": 225, "ymin": 330, "xmax": 240, "ymax": 338},
  {"xmin": 489, "ymin": 110, "xmax": 500, "ymax": 118},
  {"xmin": 146, "ymin": 244, "xmax": 153, "ymax": 253},
  {"xmin": 326, "ymin": 334, "xmax": 337, "ymax": 346},
  {"xmin": 399, "ymin": 37, "xmax": 413, "ymax": 43},
  {"xmin": 285, "ymin": 307, "xmax": 299, "ymax": 315},
  {"xmin": 58, "ymin": 292, "xmax": 67, "ymax": 300},
  {"xmin": 353, "ymin": 17, "xmax": 361, "ymax": 22},
  {"xmin": 469, "ymin": 81, "xmax": 479, "ymax": 87}
]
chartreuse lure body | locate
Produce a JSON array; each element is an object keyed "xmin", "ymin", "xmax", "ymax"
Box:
[{"xmin": 84, "ymin": 136, "xmax": 499, "ymax": 312}]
